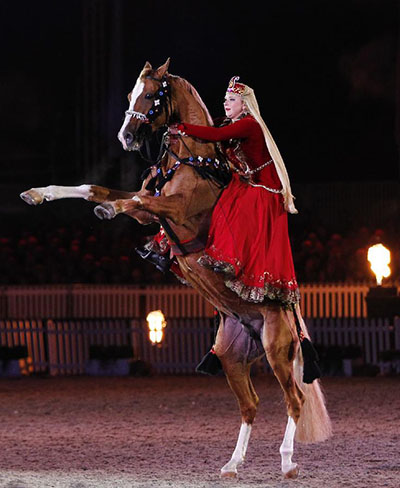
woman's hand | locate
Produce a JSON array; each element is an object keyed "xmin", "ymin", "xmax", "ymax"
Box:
[
  {"xmin": 168, "ymin": 123, "xmax": 185, "ymax": 136},
  {"xmin": 168, "ymin": 123, "xmax": 179, "ymax": 135}
]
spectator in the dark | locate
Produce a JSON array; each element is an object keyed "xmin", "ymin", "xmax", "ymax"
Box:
[
  {"xmin": 1, "ymin": 221, "xmax": 398, "ymax": 285},
  {"xmin": 346, "ymin": 247, "xmax": 371, "ymax": 282},
  {"xmin": 325, "ymin": 233, "xmax": 348, "ymax": 282}
]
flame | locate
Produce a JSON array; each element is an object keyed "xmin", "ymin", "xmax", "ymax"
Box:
[
  {"xmin": 367, "ymin": 244, "xmax": 391, "ymax": 286},
  {"xmin": 146, "ymin": 310, "xmax": 166, "ymax": 344}
]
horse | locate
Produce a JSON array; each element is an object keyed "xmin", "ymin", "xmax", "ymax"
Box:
[{"xmin": 20, "ymin": 58, "xmax": 332, "ymax": 479}]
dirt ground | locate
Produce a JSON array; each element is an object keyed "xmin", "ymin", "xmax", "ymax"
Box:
[{"xmin": 0, "ymin": 373, "xmax": 399, "ymax": 488}]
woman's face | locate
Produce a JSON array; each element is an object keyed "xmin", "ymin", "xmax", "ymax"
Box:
[{"xmin": 224, "ymin": 93, "xmax": 245, "ymax": 120}]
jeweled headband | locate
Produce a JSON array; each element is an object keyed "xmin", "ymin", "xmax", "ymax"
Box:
[{"xmin": 227, "ymin": 76, "xmax": 246, "ymax": 95}]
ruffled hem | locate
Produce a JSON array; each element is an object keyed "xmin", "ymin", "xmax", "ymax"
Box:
[
  {"xmin": 197, "ymin": 254, "xmax": 300, "ymax": 307},
  {"xmin": 225, "ymin": 278, "xmax": 300, "ymax": 307}
]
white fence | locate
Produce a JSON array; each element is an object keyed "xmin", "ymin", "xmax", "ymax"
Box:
[
  {"xmin": 0, "ymin": 318, "xmax": 215, "ymax": 375},
  {"xmin": 1, "ymin": 317, "xmax": 399, "ymax": 376},
  {"xmin": 1, "ymin": 282, "xmax": 398, "ymax": 319},
  {"xmin": 1, "ymin": 283, "xmax": 399, "ymax": 376},
  {"xmin": 306, "ymin": 317, "xmax": 400, "ymax": 366}
]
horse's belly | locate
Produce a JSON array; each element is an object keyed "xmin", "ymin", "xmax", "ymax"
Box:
[{"xmin": 176, "ymin": 254, "xmax": 264, "ymax": 319}]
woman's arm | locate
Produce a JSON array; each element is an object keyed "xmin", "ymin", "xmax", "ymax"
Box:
[{"xmin": 177, "ymin": 117, "xmax": 256, "ymax": 142}]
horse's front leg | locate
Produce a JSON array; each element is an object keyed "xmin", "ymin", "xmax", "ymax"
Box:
[
  {"xmin": 20, "ymin": 185, "xmax": 134, "ymax": 206},
  {"xmin": 94, "ymin": 194, "xmax": 186, "ymax": 225}
]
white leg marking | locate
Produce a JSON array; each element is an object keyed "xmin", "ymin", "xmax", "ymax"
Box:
[
  {"xmin": 221, "ymin": 422, "xmax": 252, "ymax": 476},
  {"xmin": 118, "ymin": 79, "xmax": 144, "ymax": 149},
  {"xmin": 30, "ymin": 185, "xmax": 93, "ymax": 201},
  {"xmin": 280, "ymin": 416, "xmax": 297, "ymax": 475}
]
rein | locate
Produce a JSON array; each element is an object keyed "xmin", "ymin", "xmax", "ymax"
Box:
[
  {"xmin": 140, "ymin": 141, "xmax": 231, "ymax": 256},
  {"xmin": 142, "ymin": 141, "xmax": 231, "ymax": 197}
]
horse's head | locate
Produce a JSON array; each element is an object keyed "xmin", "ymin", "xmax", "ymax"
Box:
[{"xmin": 118, "ymin": 58, "xmax": 171, "ymax": 151}]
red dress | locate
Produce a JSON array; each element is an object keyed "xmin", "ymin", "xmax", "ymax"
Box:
[{"xmin": 180, "ymin": 115, "xmax": 300, "ymax": 305}]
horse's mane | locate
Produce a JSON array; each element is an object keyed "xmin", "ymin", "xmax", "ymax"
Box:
[
  {"xmin": 170, "ymin": 75, "xmax": 214, "ymax": 126},
  {"xmin": 140, "ymin": 66, "xmax": 214, "ymax": 126}
]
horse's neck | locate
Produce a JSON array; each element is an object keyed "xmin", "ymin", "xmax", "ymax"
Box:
[
  {"xmin": 170, "ymin": 80, "xmax": 216, "ymax": 162},
  {"xmin": 160, "ymin": 80, "xmax": 223, "ymax": 241},
  {"xmin": 173, "ymin": 80, "xmax": 211, "ymax": 127}
]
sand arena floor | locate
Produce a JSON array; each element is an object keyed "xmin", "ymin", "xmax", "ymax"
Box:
[{"xmin": 0, "ymin": 374, "xmax": 399, "ymax": 488}]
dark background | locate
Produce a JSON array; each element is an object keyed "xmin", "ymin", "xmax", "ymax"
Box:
[
  {"xmin": 0, "ymin": 0, "xmax": 399, "ymax": 284},
  {"xmin": 1, "ymin": 0, "xmax": 399, "ymax": 185}
]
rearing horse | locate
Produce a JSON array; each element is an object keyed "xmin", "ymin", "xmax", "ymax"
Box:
[{"xmin": 20, "ymin": 59, "xmax": 332, "ymax": 479}]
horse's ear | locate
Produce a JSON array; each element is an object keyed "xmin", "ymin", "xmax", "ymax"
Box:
[
  {"xmin": 143, "ymin": 61, "xmax": 153, "ymax": 71},
  {"xmin": 156, "ymin": 58, "xmax": 170, "ymax": 77}
]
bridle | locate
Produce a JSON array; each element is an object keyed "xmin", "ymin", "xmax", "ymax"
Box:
[
  {"xmin": 125, "ymin": 75, "xmax": 172, "ymax": 125},
  {"xmin": 129, "ymin": 73, "xmax": 231, "ymax": 187},
  {"xmin": 124, "ymin": 74, "xmax": 174, "ymax": 164}
]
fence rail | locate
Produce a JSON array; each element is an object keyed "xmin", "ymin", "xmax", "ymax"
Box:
[
  {"xmin": 1, "ymin": 317, "xmax": 399, "ymax": 376},
  {"xmin": 1, "ymin": 282, "xmax": 398, "ymax": 319}
]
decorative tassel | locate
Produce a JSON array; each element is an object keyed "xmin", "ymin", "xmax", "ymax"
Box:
[
  {"xmin": 300, "ymin": 336, "xmax": 321, "ymax": 384},
  {"xmin": 196, "ymin": 310, "xmax": 223, "ymax": 375},
  {"xmin": 195, "ymin": 347, "xmax": 222, "ymax": 376},
  {"xmin": 292, "ymin": 306, "xmax": 321, "ymax": 384}
]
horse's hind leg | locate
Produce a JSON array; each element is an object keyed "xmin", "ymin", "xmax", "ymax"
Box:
[
  {"xmin": 262, "ymin": 306, "xmax": 304, "ymax": 478},
  {"xmin": 214, "ymin": 316, "xmax": 260, "ymax": 478},
  {"xmin": 219, "ymin": 361, "xmax": 258, "ymax": 478}
]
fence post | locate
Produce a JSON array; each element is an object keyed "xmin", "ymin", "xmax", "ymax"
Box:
[
  {"xmin": 46, "ymin": 319, "xmax": 59, "ymax": 376},
  {"xmin": 0, "ymin": 286, "xmax": 7, "ymax": 319},
  {"xmin": 394, "ymin": 317, "xmax": 400, "ymax": 351}
]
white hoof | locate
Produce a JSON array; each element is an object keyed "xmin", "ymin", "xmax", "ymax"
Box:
[
  {"xmin": 220, "ymin": 459, "xmax": 241, "ymax": 479},
  {"xmin": 283, "ymin": 463, "xmax": 299, "ymax": 479},
  {"xmin": 220, "ymin": 470, "xmax": 238, "ymax": 479},
  {"xmin": 20, "ymin": 189, "xmax": 43, "ymax": 206},
  {"xmin": 94, "ymin": 203, "xmax": 116, "ymax": 220}
]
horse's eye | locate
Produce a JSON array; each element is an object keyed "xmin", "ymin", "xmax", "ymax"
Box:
[{"xmin": 145, "ymin": 93, "xmax": 154, "ymax": 99}]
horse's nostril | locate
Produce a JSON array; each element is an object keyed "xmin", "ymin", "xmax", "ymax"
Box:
[{"xmin": 125, "ymin": 132, "xmax": 133, "ymax": 145}]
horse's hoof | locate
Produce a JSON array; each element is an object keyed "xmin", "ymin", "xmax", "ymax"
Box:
[
  {"xmin": 283, "ymin": 466, "xmax": 299, "ymax": 479},
  {"xmin": 94, "ymin": 203, "xmax": 116, "ymax": 220},
  {"xmin": 20, "ymin": 190, "xmax": 43, "ymax": 206},
  {"xmin": 220, "ymin": 470, "xmax": 238, "ymax": 479}
]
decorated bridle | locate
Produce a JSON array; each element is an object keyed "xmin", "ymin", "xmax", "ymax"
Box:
[
  {"xmin": 130, "ymin": 72, "xmax": 231, "ymax": 187},
  {"xmin": 125, "ymin": 75, "xmax": 171, "ymax": 125}
]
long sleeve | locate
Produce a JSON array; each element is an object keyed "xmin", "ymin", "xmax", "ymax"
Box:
[{"xmin": 179, "ymin": 117, "xmax": 256, "ymax": 142}]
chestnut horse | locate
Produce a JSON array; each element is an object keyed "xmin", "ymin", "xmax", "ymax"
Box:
[{"xmin": 20, "ymin": 59, "xmax": 332, "ymax": 479}]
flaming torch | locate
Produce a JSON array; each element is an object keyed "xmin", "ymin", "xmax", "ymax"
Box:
[
  {"xmin": 367, "ymin": 243, "xmax": 391, "ymax": 286},
  {"xmin": 365, "ymin": 244, "xmax": 400, "ymax": 318},
  {"xmin": 146, "ymin": 310, "xmax": 166, "ymax": 345}
]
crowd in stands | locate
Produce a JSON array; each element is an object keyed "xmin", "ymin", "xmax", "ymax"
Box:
[
  {"xmin": 291, "ymin": 225, "xmax": 399, "ymax": 283},
  {"xmin": 1, "ymin": 220, "xmax": 398, "ymax": 285}
]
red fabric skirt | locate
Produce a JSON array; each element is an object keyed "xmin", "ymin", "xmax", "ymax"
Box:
[{"xmin": 198, "ymin": 173, "xmax": 300, "ymax": 305}]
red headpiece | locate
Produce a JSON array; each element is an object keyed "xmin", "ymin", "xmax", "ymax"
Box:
[{"xmin": 227, "ymin": 76, "xmax": 246, "ymax": 95}]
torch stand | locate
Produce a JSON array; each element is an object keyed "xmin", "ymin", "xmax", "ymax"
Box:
[{"xmin": 365, "ymin": 286, "xmax": 400, "ymax": 319}]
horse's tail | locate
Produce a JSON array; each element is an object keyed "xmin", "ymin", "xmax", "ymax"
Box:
[{"xmin": 293, "ymin": 306, "xmax": 333, "ymax": 444}]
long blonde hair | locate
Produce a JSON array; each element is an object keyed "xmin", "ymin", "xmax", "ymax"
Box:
[{"xmin": 241, "ymin": 85, "xmax": 298, "ymax": 214}]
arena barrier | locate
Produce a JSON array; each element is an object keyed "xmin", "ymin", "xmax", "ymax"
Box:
[
  {"xmin": 1, "ymin": 282, "xmax": 399, "ymax": 319},
  {"xmin": 0, "ymin": 318, "xmax": 215, "ymax": 375},
  {"xmin": 0, "ymin": 317, "xmax": 399, "ymax": 376}
]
